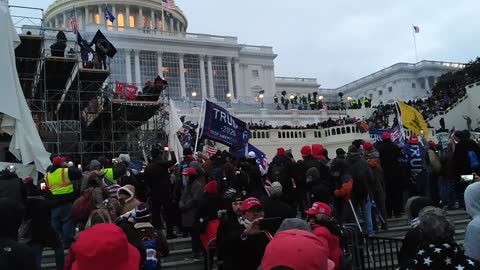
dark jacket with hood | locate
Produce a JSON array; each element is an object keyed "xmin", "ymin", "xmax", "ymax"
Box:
[
  {"xmin": 0, "ymin": 171, "xmax": 27, "ymax": 209},
  {"xmin": 50, "ymin": 31, "xmax": 67, "ymax": 57},
  {"xmin": 144, "ymin": 152, "xmax": 177, "ymax": 201},
  {"xmin": 0, "ymin": 198, "xmax": 36, "ymax": 270},
  {"xmin": 179, "ymin": 177, "xmax": 204, "ymax": 227},
  {"xmin": 346, "ymin": 150, "xmax": 374, "ymax": 204},
  {"xmin": 376, "ymin": 139, "xmax": 403, "ymax": 186}
]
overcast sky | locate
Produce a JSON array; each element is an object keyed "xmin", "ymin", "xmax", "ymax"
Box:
[{"xmin": 10, "ymin": 0, "xmax": 480, "ymax": 88}]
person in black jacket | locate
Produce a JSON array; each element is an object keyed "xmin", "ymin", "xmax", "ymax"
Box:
[
  {"xmin": 24, "ymin": 180, "xmax": 65, "ymax": 270},
  {"xmin": 195, "ymin": 181, "xmax": 224, "ymax": 235},
  {"xmin": 144, "ymin": 148, "xmax": 176, "ymax": 237},
  {"xmin": 0, "ymin": 198, "xmax": 36, "ymax": 270},
  {"xmin": 376, "ymin": 132, "xmax": 405, "ymax": 217},
  {"xmin": 50, "ymin": 31, "xmax": 67, "ymax": 57},
  {"xmin": 262, "ymin": 182, "xmax": 296, "ymax": 234},
  {"xmin": 0, "ymin": 166, "xmax": 27, "ymax": 217}
]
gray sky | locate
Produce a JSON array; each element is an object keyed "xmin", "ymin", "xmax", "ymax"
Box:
[{"xmin": 10, "ymin": 0, "xmax": 480, "ymax": 88}]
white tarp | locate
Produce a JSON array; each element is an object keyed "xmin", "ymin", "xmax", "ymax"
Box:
[
  {"xmin": 0, "ymin": 2, "xmax": 51, "ymax": 173},
  {"xmin": 168, "ymin": 100, "xmax": 184, "ymax": 163},
  {"xmin": 0, "ymin": 162, "xmax": 38, "ymax": 184}
]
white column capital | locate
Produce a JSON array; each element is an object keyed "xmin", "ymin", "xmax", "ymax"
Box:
[
  {"xmin": 178, "ymin": 53, "xmax": 184, "ymax": 59},
  {"xmin": 156, "ymin": 51, "xmax": 163, "ymax": 57},
  {"xmin": 133, "ymin": 49, "xmax": 141, "ymax": 56},
  {"xmin": 179, "ymin": 55, "xmax": 186, "ymax": 98}
]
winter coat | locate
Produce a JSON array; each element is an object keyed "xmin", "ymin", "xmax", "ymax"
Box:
[
  {"xmin": 179, "ymin": 178, "xmax": 204, "ymax": 227},
  {"xmin": 134, "ymin": 222, "xmax": 169, "ymax": 269},
  {"xmin": 117, "ymin": 185, "xmax": 141, "ymax": 216},
  {"xmin": 376, "ymin": 140, "xmax": 403, "ymax": 187},
  {"xmin": 144, "ymin": 154, "xmax": 177, "ymax": 201},
  {"xmin": 346, "ymin": 152, "xmax": 374, "ymax": 203},
  {"xmin": 334, "ymin": 175, "xmax": 353, "ymax": 200},
  {"xmin": 195, "ymin": 192, "xmax": 224, "ymax": 233},
  {"xmin": 0, "ymin": 173, "xmax": 27, "ymax": 209},
  {"xmin": 0, "ymin": 198, "xmax": 36, "ymax": 270},
  {"xmin": 464, "ymin": 182, "xmax": 480, "ymax": 262},
  {"xmin": 267, "ymin": 155, "xmax": 294, "ymax": 192},
  {"xmin": 364, "ymin": 149, "xmax": 385, "ymax": 193},
  {"xmin": 263, "ymin": 196, "xmax": 296, "ymax": 233},
  {"xmin": 453, "ymin": 139, "xmax": 480, "ymax": 177},
  {"xmin": 311, "ymin": 224, "xmax": 342, "ymax": 270},
  {"xmin": 216, "ymin": 215, "xmax": 270, "ymax": 270}
]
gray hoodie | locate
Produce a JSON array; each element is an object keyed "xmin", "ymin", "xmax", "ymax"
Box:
[{"xmin": 464, "ymin": 182, "xmax": 480, "ymax": 262}]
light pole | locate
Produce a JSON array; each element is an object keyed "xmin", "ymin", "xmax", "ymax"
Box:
[
  {"xmin": 226, "ymin": 92, "xmax": 232, "ymax": 108},
  {"xmin": 259, "ymin": 94, "xmax": 264, "ymax": 108},
  {"xmin": 347, "ymin": 96, "xmax": 352, "ymax": 110},
  {"xmin": 191, "ymin": 91, "xmax": 197, "ymax": 107}
]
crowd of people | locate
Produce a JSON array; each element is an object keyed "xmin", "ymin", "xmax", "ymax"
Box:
[
  {"xmin": 247, "ymin": 117, "xmax": 364, "ymax": 131},
  {"xmin": 1, "ymin": 129, "xmax": 480, "ymax": 269}
]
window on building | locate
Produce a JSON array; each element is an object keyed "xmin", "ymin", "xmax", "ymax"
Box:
[
  {"xmin": 94, "ymin": 14, "xmax": 100, "ymax": 24},
  {"xmin": 412, "ymin": 83, "xmax": 416, "ymax": 89},
  {"xmin": 107, "ymin": 19, "xmax": 113, "ymax": 31},
  {"xmin": 163, "ymin": 53, "xmax": 181, "ymax": 99},
  {"xmin": 184, "ymin": 55, "xmax": 202, "ymax": 99},
  {"xmin": 252, "ymin": 70, "xmax": 259, "ymax": 78},
  {"xmin": 212, "ymin": 57, "xmax": 229, "ymax": 101},
  {"xmin": 142, "ymin": 16, "xmax": 146, "ymax": 28},
  {"xmin": 388, "ymin": 86, "xmax": 393, "ymax": 92},
  {"xmin": 139, "ymin": 51, "xmax": 157, "ymax": 84},
  {"xmin": 118, "ymin": 14, "xmax": 125, "ymax": 30},
  {"xmin": 109, "ymin": 50, "xmax": 126, "ymax": 83},
  {"xmin": 378, "ymin": 90, "xmax": 383, "ymax": 96},
  {"xmin": 158, "ymin": 20, "xmax": 163, "ymax": 30},
  {"xmin": 129, "ymin": 16, "xmax": 135, "ymax": 27}
]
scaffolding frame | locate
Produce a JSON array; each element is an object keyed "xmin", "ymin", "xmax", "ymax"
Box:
[{"xmin": 10, "ymin": 5, "xmax": 169, "ymax": 165}]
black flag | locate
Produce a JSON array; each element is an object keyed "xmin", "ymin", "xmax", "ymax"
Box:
[{"xmin": 90, "ymin": 30, "xmax": 117, "ymax": 58}]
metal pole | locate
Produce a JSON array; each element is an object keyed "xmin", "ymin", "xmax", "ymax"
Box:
[
  {"xmin": 193, "ymin": 98, "xmax": 205, "ymax": 154},
  {"xmin": 412, "ymin": 25, "xmax": 418, "ymax": 63}
]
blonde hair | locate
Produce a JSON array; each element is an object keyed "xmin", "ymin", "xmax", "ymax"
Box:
[{"xmin": 85, "ymin": 209, "xmax": 112, "ymax": 229}]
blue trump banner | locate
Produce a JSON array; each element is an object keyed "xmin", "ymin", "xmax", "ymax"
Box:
[
  {"xmin": 202, "ymin": 100, "xmax": 249, "ymax": 148},
  {"xmin": 369, "ymin": 125, "xmax": 404, "ymax": 145}
]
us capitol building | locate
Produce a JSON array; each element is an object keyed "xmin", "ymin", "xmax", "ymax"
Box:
[{"xmin": 43, "ymin": 0, "xmax": 464, "ymax": 124}]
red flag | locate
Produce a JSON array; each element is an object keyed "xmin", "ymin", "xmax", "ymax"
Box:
[{"xmin": 115, "ymin": 81, "xmax": 138, "ymax": 100}]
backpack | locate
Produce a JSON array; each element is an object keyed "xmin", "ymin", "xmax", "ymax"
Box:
[
  {"xmin": 142, "ymin": 230, "xmax": 169, "ymax": 270},
  {"xmin": 427, "ymin": 150, "xmax": 442, "ymax": 174},
  {"xmin": 468, "ymin": 150, "xmax": 480, "ymax": 169},
  {"xmin": 72, "ymin": 189, "xmax": 95, "ymax": 222},
  {"xmin": 269, "ymin": 164, "xmax": 288, "ymax": 188}
]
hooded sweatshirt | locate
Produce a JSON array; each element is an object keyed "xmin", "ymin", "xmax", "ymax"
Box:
[
  {"xmin": 117, "ymin": 185, "xmax": 141, "ymax": 216},
  {"xmin": 464, "ymin": 182, "xmax": 480, "ymax": 262}
]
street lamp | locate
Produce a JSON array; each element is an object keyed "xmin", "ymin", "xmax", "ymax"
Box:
[
  {"xmin": 226, "ymin": 92, "xmax": 232, "ymax": 108},
  {"xmin": 191, "ymin": 91, "xmax": 197, "ymax": 107},
  {"xmin": 289, "ymin": 95, "xmax": 295, "ymax": 100},
  {"xmin": 347, "ymin": 96, "xmax": 352, "ymax": 101},
  {"xmin": 259, "ymin": 94, "xmax": 264, "ymax": 108},
  {"xmin": 318, "ymin": 96, "xmax": 324, "ymax": 101}
]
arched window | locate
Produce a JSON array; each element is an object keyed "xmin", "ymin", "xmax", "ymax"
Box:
[
  {"xmin": 342, "ymin": 127, "xmax": 346, "ymax": 134},
  {"xmin": 346, "ymin": 127, "xmax": 351, "ymax": 133}
]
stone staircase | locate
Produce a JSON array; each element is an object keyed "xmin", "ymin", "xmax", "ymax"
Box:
[{"xmin": 40, "ymin": 209, "xmax": 471, "ymax": 270}]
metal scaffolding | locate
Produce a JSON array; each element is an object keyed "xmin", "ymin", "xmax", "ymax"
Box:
[{"xmin": 11, "ymin": 5, "xmax": 169, "ymax": 165}]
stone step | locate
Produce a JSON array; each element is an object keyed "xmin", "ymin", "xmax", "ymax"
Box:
[{"xmin": 376, "ymin": 219, "xmax": 469, "ymax": 238}]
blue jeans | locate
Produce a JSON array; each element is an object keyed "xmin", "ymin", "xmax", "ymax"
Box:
[
  {"xmin": 51, "ymin": 203, "xmax": 75, "ymax": 249},
  {"xmin": 363, "ymin": 195, "xmax": 375, "ymax": 237},
  {"xmin": 29, "ymin": 242, "xmax": 65, "ymax": 270}
]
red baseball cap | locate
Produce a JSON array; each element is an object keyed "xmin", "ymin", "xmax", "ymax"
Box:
[
  {"xmin": 181, "ymin": 167, "xmax": 197, "ymax": 176},
  {"xmin": 408, "ymin": 135, "xmax": 419, "ymax": 145},
  {"xmin": 24, "ymin": 177, "xmax": 33, "ymax": 184},
  {"xmin": 53, "ymin": 156, "xmax": 67, "ymax": 166},
  {"xmin": 204, "ymin": 181, "xmax": 218, "ymax": 194},
  {"xmin": 301, "ymin": 145, "xmax": 312, "ymax": 156},
  {"xmin": 381, "ymin": 132, "xmax": 391, "ymax": 141},
  {"xmin": 363, "ymin": 142, "xmax": 373, "ymax": 151},
  {"xmin": 241, "ymin": 197, "xmax": 262, "ymax": 212},
  {"xmin": 261, "ymin": 229, "xmax": 335, "ymax": 270},
  {"xmin": 277, "ymin": 147, "xmax": 287, "ymax": 157},
  {"xmin": 305, "ymin": 202, "xmax": 332, "ymax": 217}
]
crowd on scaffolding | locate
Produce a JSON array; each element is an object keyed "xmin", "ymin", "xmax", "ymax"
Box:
[
  {"xmin": 247, "ymin": 117, "xmax": 363, "ymax": 131},
  {"xmin": 2, "ymin": 127, "xmax": 480, "ymax": 269}
]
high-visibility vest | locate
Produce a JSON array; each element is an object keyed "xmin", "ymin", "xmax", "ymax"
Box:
[
  {"xmin": 45, "ymin": 168, "xmax": 74, "ymax": 195},
  {"xmin": 102, "ymin": 168, "xmax": 117, "ymax": 184}
]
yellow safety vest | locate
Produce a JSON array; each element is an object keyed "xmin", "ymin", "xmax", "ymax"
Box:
[
  {"xmin": 45, "ymin": 168, "xmax": 74, "ymax": 195},
  {"xmin": 102, "ymin": 168, "xmax": 117, "ymax": 184}
]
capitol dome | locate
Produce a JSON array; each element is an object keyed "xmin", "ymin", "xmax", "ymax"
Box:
[{"xmin": 44, "ymin": 0, "xmax": 188, "ymax": 33}]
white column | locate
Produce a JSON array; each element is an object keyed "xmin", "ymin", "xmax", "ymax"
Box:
[
  {"xmin": 112, "ymin": 5, "xmax": 117, "ymax": 27},
  {"xmin": 63, "ymin": 12, "xmax": 67, "ymax": 29},
  {"xmin": 227, "ymin": 57, "xmax": 234, "ymax": 99},
  {"xmin": 138, "ymin": 7, "xmax": 143, "ymax": 28},
  {"xmin": 125, "ymin": 50, "xmax": 132, "ymax": 83},
  {"xmin": 151, "ymin": 10, "xmax": 155, "ymax": 29},
  {"xmin": 55, "ymin": 16, "xmax": 59, "ymax": 28},
  {"xmin": 425, "ymin": 77, "xmax": 430, "ymax": 91},
  {"xmin": 199, "ymin": 55, "xmax": 207, "ymax": 98},
  {"xmin": 161, "ymin": 9, "xmax": 166, "ymax": 31},
  {"xmin": 169, "ymin": 17, "xmax": 174, "ymax": 32},
  {"xmin": 234, "ymin": 58, "xmax": 241, "ymax": 99},
  {"xmin": 84, "ymin": 7, "xmax": 89, "ymax": 25},
  {"xmin": 125, "ymin": 6, "xmax": 130, "ymax": 28},
  {"xmin": 176, "ymin": 21, "xmax": 180, "ymax": 32},
  {"xmin": 134, "ymin": 50, "xmax": 141, "ymax": 85},
  {"xmin": 207, "ymin": 56, "xmax": 215, "ymax": 99},
  {"xmin": 179, "ymin": 54, "xmax": 186, "ymax": 98},
  {"xmin": 157, "ymin": 51, "xmax": 163, "ymax": 78}
]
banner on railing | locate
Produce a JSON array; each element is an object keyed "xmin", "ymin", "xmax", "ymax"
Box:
[
  {"xmin": 369, "ymin": 125, "xmax": 404, "ymax": 144},
  {"xmin": 202, "ymin": 100, "xmax": 249, "ymax": 148},
  {"xmin": 115, "ymin": 81, "xmax": 138, "ymax": 100}
]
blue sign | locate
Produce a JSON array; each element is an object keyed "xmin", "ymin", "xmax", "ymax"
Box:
[
  {"xmin": 202, "ymin": 100, "xmax": 249, "ymax": 148},
  {"xmin": 369, "ymin": 125, "xmax": 405, "ymax": 145},
  {"xmin": 230, "ymin": 143, "xmax": 268, "ymax": 170}
]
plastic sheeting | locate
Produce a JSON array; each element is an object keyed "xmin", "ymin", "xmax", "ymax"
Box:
[
  {"xmin": 0, "ymin": 2, "xmax": 51, "ymax": 173},
  {"xmin": 0, "ymin": 162, "xmax": 38, "ymax": 184}
]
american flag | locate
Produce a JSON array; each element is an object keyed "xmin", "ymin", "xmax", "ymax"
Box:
[
  {"xmin": 162, "ymin": 0, "xmax": 176, "ymax": 10},
  {"xmin": 206, "ymin": 140, "xmax": 217, "ymax": 156},
  {"xmin": 413, "ymin": 25, "xmax": 420, "ymax": 33},
  {"xmin": 70, "ymin": 12, "xmax": 78, "ymax": 35}
]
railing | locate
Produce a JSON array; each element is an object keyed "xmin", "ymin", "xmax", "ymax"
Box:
[{"xmin": 275, "ymin": 77, "xmax": 319, "ymax": 83}]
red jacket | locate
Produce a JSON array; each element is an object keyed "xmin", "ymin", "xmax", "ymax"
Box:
[
  {"xmin": 311, "ymin": 224, "xmax": 342, "ymax": 270},
  {"xmin": 334, "ymin": 178, "xmax": 353, "ymax": 200}
]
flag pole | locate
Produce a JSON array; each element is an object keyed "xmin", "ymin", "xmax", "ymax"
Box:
[
  {"xmin": 193, "ymin": 98, "xmax": 206, "ymax": 154},
  {"xmin": 395, "ymin": 100, "xmax": 406, "ymax": 142},
  {"xmin": 412, "ymin": 25, "xmax": 418, "ymax": 63}
]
